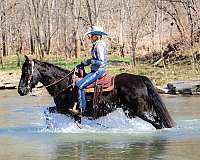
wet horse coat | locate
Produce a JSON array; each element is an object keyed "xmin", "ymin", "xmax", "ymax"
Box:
[{"xmin": 18, "ymin": 56, "xmax": 175, "ymax": 129}]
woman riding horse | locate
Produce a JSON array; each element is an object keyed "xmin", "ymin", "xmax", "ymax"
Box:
[
  {"xmin": 18, "ymin": 56, "xmax": 175, "ymax": 129},
  {"xmin": 71, "ymin": 26, "xmax": 108, "ymax": 115}
]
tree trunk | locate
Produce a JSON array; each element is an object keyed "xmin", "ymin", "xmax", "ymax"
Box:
[
  {"xmin": 130, "ymin": 25, "xmax": 137, "ymax": 67},
  {"xmin": 2, "ymin": 31, "xmax": 6, "ymax": 56},
  {"xmin": 1, "ymin": 17, "xmax": 6, "ymax": 56},
  {"xmin": 186, "ymin": 2, "xmax": 194, "ymax": 47},
  {"xmin": 74, "ymin": 31, "xmax": 80, "ymax": 58},
  {"xmin": 0, "ymin": 52, "xmax": 3, "ymax": 68},
  {"xmin": 30, "ymin": 33, "xmax": 35, "ymax": 55},
  {"xmin": 1, "ymin": 0, "xmax": 7, "ymax": 57},
  {"xmin": 119, "ymin": 7, "xmax": 124, "ymax": 57},
  {"xmin": 16, "ymin": 33, "xmax": 22, "ymax": 67},
  {"xmin": 131, "ymin": 43, "xmax": 136, "ymax": 67},
  {"xmin": 85, "ymin": 0, "xmax": 93, "ymax": 26}
]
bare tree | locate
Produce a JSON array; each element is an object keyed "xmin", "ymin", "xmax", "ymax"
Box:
[
  {"xmin": 1, "ymin": 0, "xmax": 7, "ymax": 57},
  {"xmin": 124, "ymin": 0, "xmax": 152, "ymax": 66},
  {"xmin": 0, "ymin": 0, "xmax": 199, "ymax": 69}
]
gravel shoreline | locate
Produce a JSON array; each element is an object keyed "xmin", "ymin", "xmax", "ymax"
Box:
[
  {"xmin": 0, "ymin": 71, "xmax": 47, "ymax": 96},
  {"xmin": 0, "ymin": 71, "xmax": 20, "ymax": 89},
  {"xmin": 0, "ymin": 71, "xmax": 199, "ymax": 96}
]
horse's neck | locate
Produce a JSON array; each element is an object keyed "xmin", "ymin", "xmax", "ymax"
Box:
[{"xmin": 35, "ymin": 61, "xmax": 70, "ymax": 96}]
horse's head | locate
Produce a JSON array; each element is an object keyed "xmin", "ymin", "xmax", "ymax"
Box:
[{"xmin": 18, "ymin": 56, "xmax": 41, "ymax": 96}]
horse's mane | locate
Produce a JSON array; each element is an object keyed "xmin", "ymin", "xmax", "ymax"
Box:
[{"xmin": 33, "ymin": 59, "xmax": 70, "ymax": 74}]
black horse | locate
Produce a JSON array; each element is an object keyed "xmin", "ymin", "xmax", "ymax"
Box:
[{"xmin": 18, "ymin": 56, "xmax": 175, "ymax": 129}]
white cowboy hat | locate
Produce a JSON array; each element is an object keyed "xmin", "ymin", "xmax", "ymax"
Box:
[{"xmin": 85, "ymin": 26, "xmax": 107, "ymax": 35}]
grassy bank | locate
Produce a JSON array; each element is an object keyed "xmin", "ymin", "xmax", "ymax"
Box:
[{"xmin": 0, "ymin": 54, "xmax": 199, "ymax": 86}]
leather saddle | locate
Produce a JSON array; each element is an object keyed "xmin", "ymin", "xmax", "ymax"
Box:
[
  {"xmin": 85, "ymin": 73, "xmax": 115, "ymax": 93},
  {"xmin": 75, "ymin": 68, "xmax": 114, "ymax": 93}
]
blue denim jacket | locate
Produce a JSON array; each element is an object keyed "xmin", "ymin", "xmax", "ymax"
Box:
[{"xmin": 82, "ymin": 40, "xmax": 107, "ymax": 72}]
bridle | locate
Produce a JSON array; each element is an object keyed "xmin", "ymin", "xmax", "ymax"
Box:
[{"xmin": 27, "ymin": 60, "xmax": 35, "ymax": 91}]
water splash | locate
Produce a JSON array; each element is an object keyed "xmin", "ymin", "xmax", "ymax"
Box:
[{"xmin": 41, "ymin": 108, "xmax": 156, "ymax": 133}]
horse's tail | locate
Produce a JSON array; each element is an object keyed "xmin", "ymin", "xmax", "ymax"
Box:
[{"xmin": 142, "ymin": 76, "xmax": 176, "ymax": 128}]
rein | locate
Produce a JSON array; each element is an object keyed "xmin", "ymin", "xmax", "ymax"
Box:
[
  {"xmin": 45, "ymin": 68, "xmax": 75, "ymax": 88},
  {"xmin": 51, "ymin": 68, "xmax": 78, "ymax": 98}
]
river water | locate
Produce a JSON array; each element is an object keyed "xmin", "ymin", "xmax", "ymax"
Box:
[{"xmin": 0, "ymin": 90, "xmax": 200, "ymax": 160}]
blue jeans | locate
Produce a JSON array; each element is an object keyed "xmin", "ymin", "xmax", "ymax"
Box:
[{"xmin": 76, "ymin": 68, "xmax": 105, "ymax": 112}]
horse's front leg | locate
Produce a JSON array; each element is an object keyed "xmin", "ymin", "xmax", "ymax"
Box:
[
  {"xmin": 44, "ymin": 106, "xmax": 57, "ymax": 129},
  {"xmin": 66, "ymin": 108, "xmax": 82, "ymax": 127},
  {"xmin": 74, "ymin": 115, "xmax": 81, "ymax": 124}
]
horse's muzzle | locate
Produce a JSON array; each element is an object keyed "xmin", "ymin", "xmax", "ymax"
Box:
[{"xmin": 18, "ymin": 87, "xmax": 29, "ymax": 96}]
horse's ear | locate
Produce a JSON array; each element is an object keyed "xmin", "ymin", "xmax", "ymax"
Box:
[
  {"xmin": 24, "ymin": 55, "xmax": 33, "ymax": 63},
  {"xmin": 24, "ymin": 55, "xmax": 29, "ymax": 62}
]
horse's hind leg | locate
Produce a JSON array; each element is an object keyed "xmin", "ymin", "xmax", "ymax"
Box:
[
  {"xmin": 48, "ymin": 106, "xmax": 57, "ymax": 113},
  {"xmin": 138, "ymin": 113, "xmax": 163, "ymax": 129},
  {"xmin": 127, "ymin": 97, "xmax": 163, "ymax": 129}
]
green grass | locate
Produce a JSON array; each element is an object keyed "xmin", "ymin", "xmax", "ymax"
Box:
[
  {"xmin": 0, "ymin": 55, "xmax": 20, "ymax": 71},
  {"xmin": 0, "ymin": 54, "xmax": 199, "ymax": 86}
]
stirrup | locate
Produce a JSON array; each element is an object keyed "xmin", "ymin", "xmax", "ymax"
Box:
[
  {"xmin": 69, "ymin": 108, "xmax": 80, "ymax": 115},
  {"xmin": 69, "ymin": 102, "xmax": 80, "ymax": 115}
]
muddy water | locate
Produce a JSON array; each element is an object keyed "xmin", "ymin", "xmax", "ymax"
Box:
[{"xmin": 0, "ymin": 90, "xmax": 200, "ymax": 160}]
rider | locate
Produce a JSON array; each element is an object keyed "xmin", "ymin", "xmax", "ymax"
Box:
[{"xmin": 71, "ymin": 26, "xmax": 108, "ymax": 115}]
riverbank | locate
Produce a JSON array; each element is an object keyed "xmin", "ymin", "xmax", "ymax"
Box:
[
  {"xmin": 0, "ymin": 54, "xmax": 199, "ymax": 95},
  {"xmin": 0, "ymin": 71, "xmax": 20, "ymax": 89}
]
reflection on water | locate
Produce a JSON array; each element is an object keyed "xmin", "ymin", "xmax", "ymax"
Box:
[
  {"xmin": 0, "ymin": 133, "xmax": 167, "ymax": 160},
  {"xmin": 53, "ymin": 134, "xmax": 169, "ymax": 160},
  {"xmin": 0, "ymin": 90, "xmax": 200, "ymax": 160}
]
